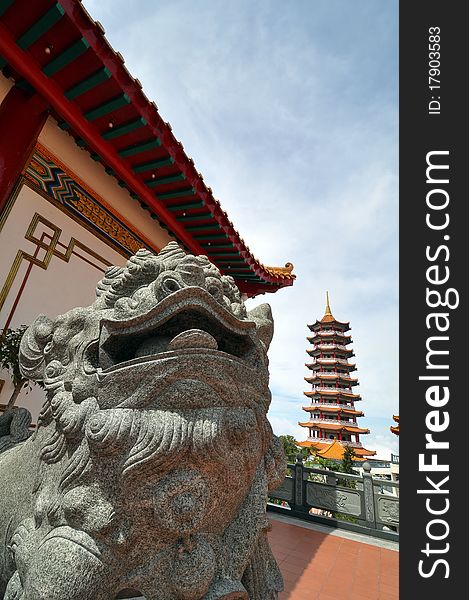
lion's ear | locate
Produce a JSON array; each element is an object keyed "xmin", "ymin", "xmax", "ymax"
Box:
[
  {"xmin": 19, "ymin": 314, "xmax": 54, "ymax": 381},
  {"xmin": 247, "ymin": 303, "xmax": 274, "ymax": 351}
]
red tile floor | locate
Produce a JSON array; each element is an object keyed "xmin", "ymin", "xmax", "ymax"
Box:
[{"xmin": 267, "ymin": 515, "xmax": 399, "ymax": 600}]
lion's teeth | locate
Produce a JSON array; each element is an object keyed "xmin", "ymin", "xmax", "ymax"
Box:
[{"xmin": 168, "ymin": 329, "xmax": 218, "ymax": 351}]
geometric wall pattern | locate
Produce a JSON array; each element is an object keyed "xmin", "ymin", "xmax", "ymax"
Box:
[{"xmin": 24, "ymin": 144, "xmax": 151, "ymax": 256}]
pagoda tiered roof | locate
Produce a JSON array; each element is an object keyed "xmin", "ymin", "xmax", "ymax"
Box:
[
  {"xmin": 307, "ymin": 331, "xmax": 352, "ymax": 344},
  {"xmin": 304, "ymin": 389, "xmax": 362, "ymax": 401},
  {"xmin": 308, "ymin": 319, "xmax": 350, "ymax": 332},
  {"xmin": 0, "ymin": 0, "xmax": 295, "ymax": 297},
  {"xmin": 304, "ymin": 374, "xmax": 359, "ymax": 386},
  {"xmin": 306, "ymin": 359, "xmax": 356, "ymax": 371},
  {"xmin": 307, "ymin": 345, "xmax": 355, "ymax": 358},
  {"xmin": 302, "ymin": 406, "xmax": 364, "ymax": 417},
  {"xmin": 298, "ymin": 422, "xmax": 370, "ymax": 435}
]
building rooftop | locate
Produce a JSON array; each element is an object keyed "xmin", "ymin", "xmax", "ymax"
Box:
[
  {"xmin": 0, "ymin": 0, "xmax": 295, "ymax": 297},
  {"xmin": 268, "ymin": 513, "xmax": 398, "ymax": 600}
]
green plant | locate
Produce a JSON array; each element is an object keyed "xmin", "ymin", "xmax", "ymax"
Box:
[
  {"xmin": 340, "ymin": 444, "xmax": 357, "ymax": 474},
  {"xmin": 278, "ymin": 434, "xmax": 309, "ymax": 462},
  {"xmin": 0, "ymin": 326, "xmax": 43, "ymax": 411}
]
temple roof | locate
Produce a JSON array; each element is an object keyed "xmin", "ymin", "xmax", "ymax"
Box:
[
  {"xmin": 298, "ymin": 422, "xmax": 370, "ymax": 434},
  {"xmin": 296, "ymin": 439, "xmax": 376, "ymax": 459},
  {"xmin": 0, "ymin": 0, "xmax": 295, "ymax": 297}
]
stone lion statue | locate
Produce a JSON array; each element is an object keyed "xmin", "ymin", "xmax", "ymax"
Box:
[{"xmin": 0, "ymin": 242, "xmax": 286, "ymax": 600}]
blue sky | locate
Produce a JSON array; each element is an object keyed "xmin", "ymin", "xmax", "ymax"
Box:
[{"xmin": 84, "ymin": 0, "xmax": 399, "ymax": 458}]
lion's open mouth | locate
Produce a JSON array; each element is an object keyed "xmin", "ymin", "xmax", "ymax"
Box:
[{"xmin": 96, "ymin": 287, "xmax": 260, "ymax": 372}]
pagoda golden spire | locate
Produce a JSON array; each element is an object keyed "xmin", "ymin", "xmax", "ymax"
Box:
[
  {"xmin": 322, "ymin": 291, "xmax": 334, "ymax": 321},
  {"xmin": 325, "ymin": 291, "xmax": 332, "ymax": 316}
]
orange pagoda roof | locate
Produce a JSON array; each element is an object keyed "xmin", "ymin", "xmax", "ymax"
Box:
[
  {"xmin": 298, "ymin": 422, "xmax": 370, "ymax": 434},
  {"xmin": 296, "ymin": 439, "xmax": 376, "ymax": 460}
]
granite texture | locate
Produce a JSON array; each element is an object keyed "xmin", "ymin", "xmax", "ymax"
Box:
[
  {"xmin": 0, "ymin": 242, "xmax": 286, "ymax": 600},
  {"xmin": 0, "ymin": 408, "xmax": 32, "ymax": 453}
]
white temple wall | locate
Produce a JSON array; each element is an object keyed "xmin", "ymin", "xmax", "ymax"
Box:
[
  {"xmin": 0, "ymin": 183, "xmax": 126, "ymax": 422},
  {"xmin": 1, "ymin": 76, "xmax": 177, "ymax": 422}
]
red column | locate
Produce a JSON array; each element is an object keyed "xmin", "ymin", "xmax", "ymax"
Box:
[{"xmin": 0, "ymin": 85, "xmax": 48, "ymax": 213}]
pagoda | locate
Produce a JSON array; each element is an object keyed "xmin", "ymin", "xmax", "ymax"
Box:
[{"xmin": 297, "ymin": 293, "xmax": 376, "ymax": 460}]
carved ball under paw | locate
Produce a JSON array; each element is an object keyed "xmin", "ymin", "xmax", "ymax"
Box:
[{"xmin": 170, "ymin": 536, "xmax": 215, "ymax": 600}]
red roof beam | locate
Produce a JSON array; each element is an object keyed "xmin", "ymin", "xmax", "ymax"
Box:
[{"xmin": 0, "ymin": 19, "xmax": 205, "ymax": 254}]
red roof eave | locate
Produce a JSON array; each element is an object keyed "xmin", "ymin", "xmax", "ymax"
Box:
[{"xmin": 0, "ymin": 0, "xmax": 295, "ymax": 296}]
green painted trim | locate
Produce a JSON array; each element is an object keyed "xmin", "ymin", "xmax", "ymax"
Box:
[
  {"xmin": 118, "ymin": 138, "xmax": 161, "ymax": 157},
  {"xmin": 231, "ymin": 276, "xmax": 266, "ymax": 282},
  {"xmin": 65, "ymin": 67, "xmax": 111, "ymax": 100},
  {"xmin": 176, "ymin": 212, "xmax": 212, "ymax": 222},
  {"xmin": 195, "ymin": 233, "xmax": 228, "ymax": 240},
  {"xmin": 0, "ymin": 56, "xmax": 6, "ymax": 70},
  {"xmin": 157, "ymin": 188, "xmax": 195, "ymax": 200},
  {"xmin": 215, "ymin": 259, "xmax": 245, "ymax": 264},
  {"xmin": 90, "ymin": 153, "xmax": 101, "ymax": 162},
  {"xmin": 58, "ymin": 121, "xmax": 70, "ymax": 130},
  {"xmin": 145, "ymin": 173, "xmax": 186, "ymax": 187},
  {"xmin": 105, "ymin": 167, "xmax": 114, "ymax": 175},
  {"xmin": 167, "ymin": 201, "xmax": 204, "ymax": 211},
  {"xmin": 15, "ymin": 79, "xmax": 34, "ymax": 92},
  {"xmin": 0, "ymin": 0, "xmax": 14, "ymax": 18},
  {"xmin": 102, "ymin": 117, "xmax": 147, "ymax": 140},
  {"xmin": 200, "ymin": 243, "xmax": 234, "ymax": 248},
  {"xmin": 133, "ymin": 156, "xmax": 174, "ymax": 172},
  {"xmin": 76, "ymin": 138, "xmax": 86, "ymax": 147},
  {"xmin": 17, "ymin": 3, "xmax": 65, "ymax": 50},
  {"xmin": 206, "ymin": 252, "xmax": 242, "ymax": 258},
  {"xmin": 226, "ymin": 265, "xmax": 252, "ymax": 273},
  {"xmin": 42, "ymin": 37, "xmax": 90, "ymax": 76},
  {"xmin": 84, "ymin": 93, "xmax": 130, "ymax": 121},
  {"xmin": 186, "ymin": 224, "xmax": 221, "ymax": 232}
]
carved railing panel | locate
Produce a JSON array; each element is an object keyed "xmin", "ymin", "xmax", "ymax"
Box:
[{"xmin": 305, "ymin": 482, "xmax": 362, "ymax": 517}]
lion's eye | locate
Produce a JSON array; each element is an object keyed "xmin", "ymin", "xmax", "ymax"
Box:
[
  {"xmin": 163, "ymin": 278, "xmax": 180, "ymax": 293},
  {"xmin": 205, "ymin": 277, "xmax": 223, "ymax": 300}
]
